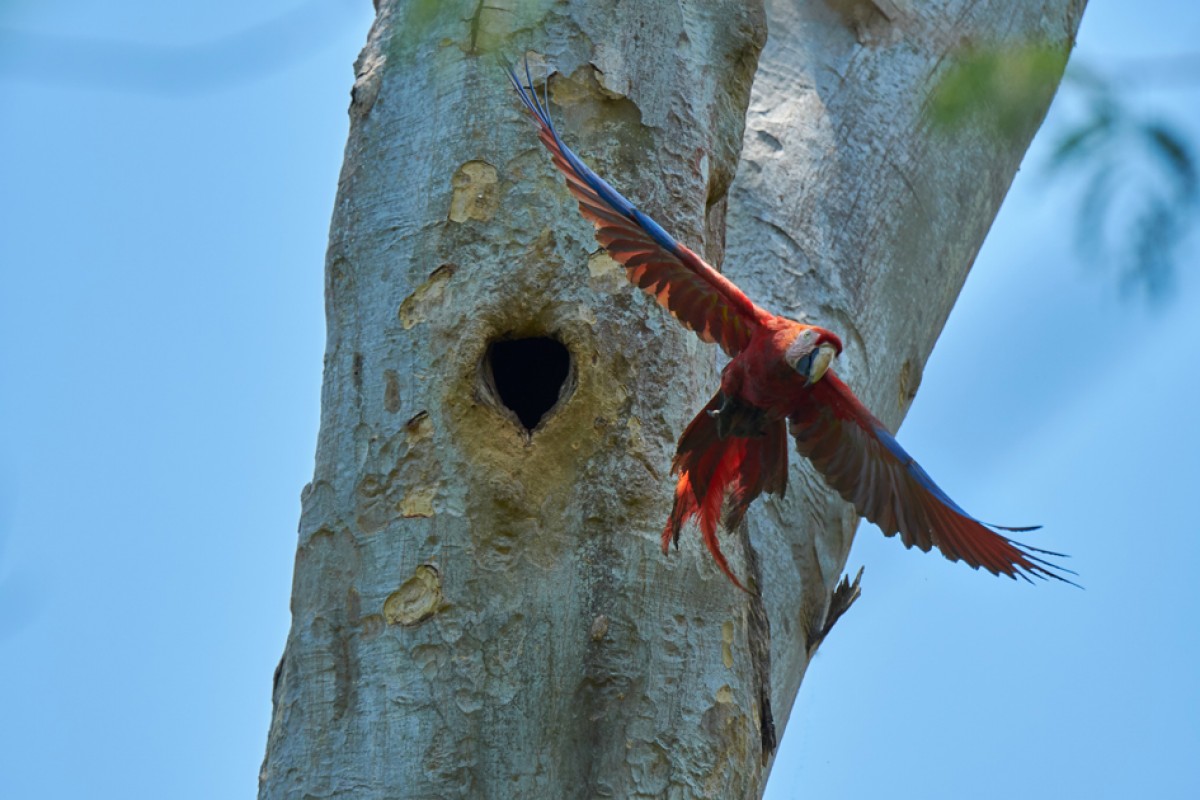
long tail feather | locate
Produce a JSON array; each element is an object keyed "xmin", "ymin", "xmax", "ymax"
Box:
[{"xmin": 663, "ymin": 395, "xmax": 789, "ymax": 591}]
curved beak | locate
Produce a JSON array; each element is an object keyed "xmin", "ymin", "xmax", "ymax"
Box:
[{"xmin": 802, "ymin": 342, "xmax": 837, "ymax": 386}]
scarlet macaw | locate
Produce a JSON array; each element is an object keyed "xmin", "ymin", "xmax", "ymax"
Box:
[{"xmin": 509, "ymin": 66, "xmax": 1070, "ymax": 590}]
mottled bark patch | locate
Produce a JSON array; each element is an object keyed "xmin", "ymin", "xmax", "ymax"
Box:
[
  {"xmin": 699, "ymin": 698, "xmax": 753, "ymax": 796},
  {"xmin": 384, "ymin": 564, "xmax": 444, "ymax": 626},
  {"xmin": 897, "ymin": 356, "xmax": 922, "ymax": 411},
  {"xmin": 355, "ymin": 473, "xmax": 390, "ymax": 534},
  {"xmin": 626, "ymin": 740, "xmax": 671, "ymax": 796},
  {"xmin": 406, "ymin": 410, "xmax": 434, "ymax": 441},
  {"xmin": 721, "ymin": 620, "xmax": 735, "ymax": 669},
  {"xmin": 586, "ymin": 250, "xmax": 626, "ymax": 292},
  {"xmin": 448, "ymin": 161, "xmax": 500, "ymax": 223},
  {"xmin": 466, "ymin": 0, "xmax": 521, "ymax": 53},
  {"xmin": 358, "ymin": 614, "xmax": 384, "ymax": 638},
  {"xmin": 332, "ymin": 621, "xmax": 359, "ymax": 721},
  {"xmin": 354, "ymin": 411, "xmax": 440, "ymax": 532},
  {"xmin": 399, "ymin": 485, "xmax": 436, "ymax": 518},
  {"xmin": 412, "ymin": 643, "xmax": 447, "ymax": 680},
  {"xmin": 399, "ymin": 264, "xmax": 456, "ymax": 330},
  {"xmin": 384, "ymin": 369, "xmax": 401, "ymax": 413},
  {"xmin": 352, "ymin": 351, "xmax": 363, "ymax": 396},
  {"xmin": 823, "ymin": 0, "xmax": 904, "ymax": 45}
]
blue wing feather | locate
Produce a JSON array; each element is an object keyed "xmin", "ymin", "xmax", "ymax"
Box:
[
  {"xmin": 870, "ymin": 421, "xmax": 1040, "ymax": 534},
  {"xmin": 507, "ymin": 61, "xmax": 766, "ymax": 357},
  {"xmin": 507, "ymin": 66, "xmax": 681, "ymax": 254}
]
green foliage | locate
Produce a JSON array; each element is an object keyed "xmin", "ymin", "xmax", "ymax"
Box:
[
  {"xmin": 932, "ymin": 43, "xmax": 1198, "ymax": 301},
  {"xmin": 930, "ymin": 43, "xmax": 1070, "ymax": 141},
  {"xmin": 389, "ymin": 0, "xmax": 444, "ymax": 60},
  {"xmin": 388, "ymin": 0, "xmax": 555, "ymax": 61},
  {"xmin": 1047, "ymin": 69, "xmax": 1198, "ymax": 300}
]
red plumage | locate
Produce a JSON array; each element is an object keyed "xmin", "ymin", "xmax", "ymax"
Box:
[
  {"xmin": 510, "ymin": 67, "xmax": 1072, "ymax": 589},
  {"xmin": 663, "ymin": 393, "xmax": 789, "ymax": 591}
]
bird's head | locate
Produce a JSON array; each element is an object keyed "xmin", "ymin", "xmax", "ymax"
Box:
[{"xmin": 785, "ymin": 326, "xmax": 843, "ymax": 386}]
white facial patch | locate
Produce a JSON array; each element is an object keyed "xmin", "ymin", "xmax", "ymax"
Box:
[
  {"xmin": 785, "ymin": 333, "xmax": 837, "ymax": 384},
  {"xmin": 784, "ymin": 330, "xmax": 816, "ymax": 369}
]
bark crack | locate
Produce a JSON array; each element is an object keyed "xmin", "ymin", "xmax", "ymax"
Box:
[{"xmin": 740, "ymin": 523, "xmax": 777, "ymax": 761}]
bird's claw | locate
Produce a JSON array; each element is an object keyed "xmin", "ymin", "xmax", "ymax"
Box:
[{"xmin": 806, "ymin": 566, "xmax": 864, "ymax": 653}]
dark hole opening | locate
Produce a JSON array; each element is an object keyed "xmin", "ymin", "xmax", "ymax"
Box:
[{"xmin": 486, "ymin": 336, "xmax": 571, "ymax": 432}]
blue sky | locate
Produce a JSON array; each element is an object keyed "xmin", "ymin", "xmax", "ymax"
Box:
[{"xmin": 1, "ymin": 2, "xmax": 1197, "ymax": 798}]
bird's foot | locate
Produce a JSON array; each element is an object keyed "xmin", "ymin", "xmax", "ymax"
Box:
[
  {"xmin": 708, "ymin": 392, "xmax": 769, "ymax": 439},
  {"xmin": 806, "ymin": 566, "xmax": 864, "ymax": 653}
]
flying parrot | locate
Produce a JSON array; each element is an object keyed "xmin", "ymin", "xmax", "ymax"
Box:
[{"xmin": 508, "ymin": 66, "xmax": 1071, "ymax": 590}]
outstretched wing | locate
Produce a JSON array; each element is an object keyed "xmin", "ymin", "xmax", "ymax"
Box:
[
  {"xmin": 790, "ymin": 372, "xmax": 1075, "ymax": 584},
  {"xmin": 509, "ymin": 66, "xmax": 769, "ymax": 357}
]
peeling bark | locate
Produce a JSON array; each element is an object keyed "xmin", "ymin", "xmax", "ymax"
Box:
[{"xmin": 260, "ymin": 0, "xmax": 1085, "ymax": 798}]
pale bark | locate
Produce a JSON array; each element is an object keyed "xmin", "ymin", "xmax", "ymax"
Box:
[
  {"xmin": 730, "ymin": 0, "xmax": 1086, "ymax": 764},
  {"xmin": 260, "ymin": 1, "xmax": 1084, "ymax": 798}
]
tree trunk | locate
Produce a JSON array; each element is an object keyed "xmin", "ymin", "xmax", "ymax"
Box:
[
  {"xmin": 259, "ymin": 1, "xmax": 1084, "ymax": 798},
  {"xmin": 729, "ymin": 0, "xmax": 1086, "ymax": 762}
]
